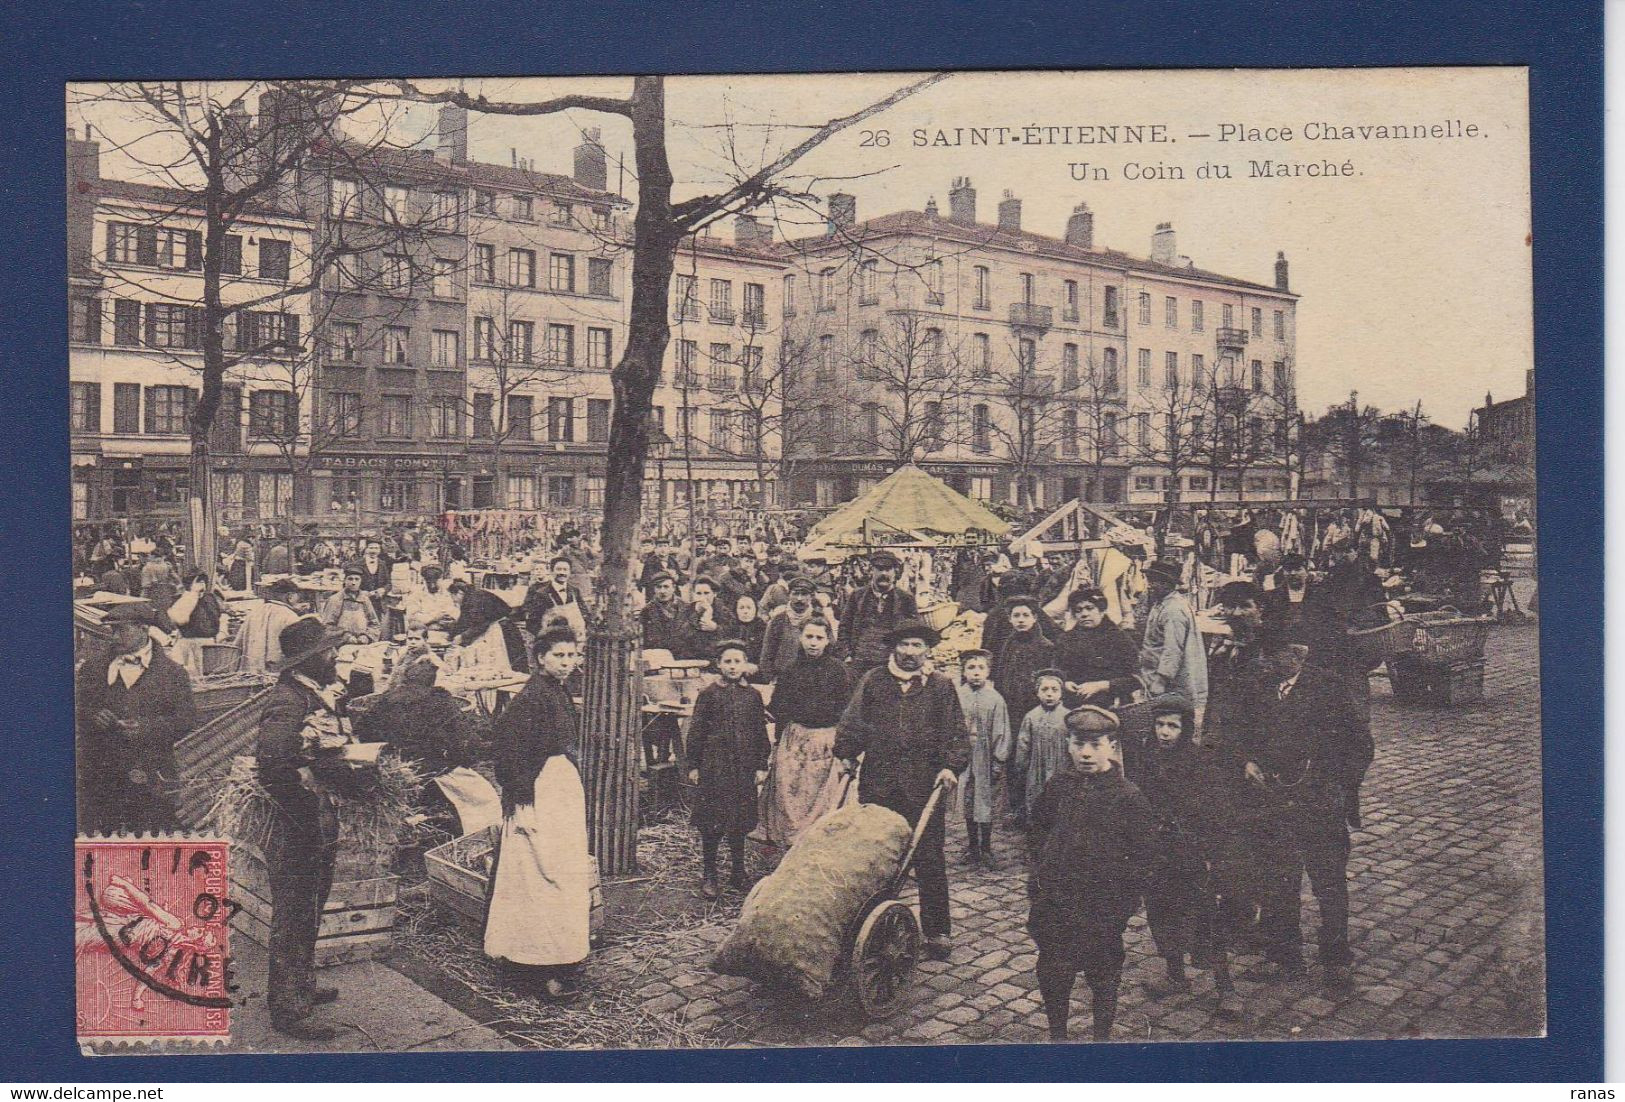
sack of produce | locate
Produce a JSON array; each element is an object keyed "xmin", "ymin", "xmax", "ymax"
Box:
[{"xmin": 712, "ymin": 801, "xmax": 911, "ymax": 999}]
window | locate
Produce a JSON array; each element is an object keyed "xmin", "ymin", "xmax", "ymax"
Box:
[
  {"xmin": 1062, "ymin": 344, "xmax": 1079, "ymax": 389},
  {"xmin": 546, "ymin": 324, "xmax": 574, "ymax": 368},
  {"xmin": 974, "ymin": 266, "xmax": 991, "ymax": 310},
  {"xmin": 1064, "ymin": 280, "xmax": 1079, "ymax": 321},
  {"xmin": 858, "ymin": 261, "xmax": 878, "ymax": 304},
  {"xmin": 1134, "ymin": 476, "xmax": 1159, "ymax": 492},
  {"xmin": 588, "ymin": 257, "xmax": 613, "ymax": 297},
  {"xmin": 375, "ymin": 394, "xmax": 411, "ymax": 438},
  {"xmin": 1273, "ymin": 310, "xmax": 1286, "ymax": 340},
  {"xmin": 816, "ymin": 335, "xmax": 835, "ymax": 386},
  {"xmin": 508, "ymin": 248, "xmax": 536, "ymax": 289},
  {"xmin": 1251, "ymin": 359, "xmax": 1264, "ymax": 393},
  {"xmin": 469, "ymin": 475, "xmax": 493, "ymax": 509},
  {"xmin": 973, "ymin": 333, "xmax": 991, "ymax": 379},
  {"xmin": 383, "ymin": 325, "xmax": 410, "ymax": 364},
  {"xmin": 708, "ymin": 343, "xmax": 734, "ymax": 390},
  {"xmin": 473, "ymin": 392, "xmax": 494, "ymax": 437},
  {"xmin": 1192, "ymin": 300, "xmax": 1204, "ymax": 332},
  {"xmin": 330, "ymin": 179, "xmax": 359, "ymax": 218},
  {"xmin": 473, "ymin": 317, "xmax": 497, "ymax": 361},
  {"xmin": 859, "ymin": 405, "xmax": 880, "ymax": 449},
  {"xmin": 674, "ymin": 274, "xmax": 699, "ymax": 320},
  {"xmin": 1020, "ymin": 272, "xmax": 1036, "ymax": 305},
  {"xmin": 1137, "ymin": 348, "xmax": 1152, "ymax": 388},
  {"xmin": 548, "ymin": 396, "xmax": 574, "ymax": 442},
  {"xmin": 741, "ymin": 282, "xmax": 765, "ymax": 326},
  {"xmin": 590, "ymin": 207, "xmax": 611, "ymax": 231},
  {"xmin": 513, "ymin": 195, "xmax": 534, "ymax": 221},
  {"xmin": 1165, "ymin": 296, "xmax": 1178, "ymax": 329},
  {"xmin": 113, "ymin": 383, "xmax": 140, "ymax": 434},
  {"xmin": 430, "ymin": 190, "xmax": 460, "ymax": 226},
  {"xmin": 676, "ymin": 339, "xmax": 699, "ymax": 387},
  {"xmin": 1165, "ymin": 351, "xmax": 1179, "ymax": 389},
  {"xmin": 236, "ymin": 310, "xmax": 299, "ymax": 353},
  {"xmin": 1017, "ymin": 337, "xmax": 1036, "ymax": 374},
  {"xmin": 473, "ymin": 190, "xmax": 495, "ymax": 214},
  {"xmin": 1251, "ymin": 307, "xmax": 1263, "ymax": 337},
  {"xmin": 783, "ymin": 274, "xmax": 797, "ymax": 315},
  {"xmin": 927, "ymin": 260, "xmax": 946, "ymax": 304},
  {"xmin": 144, "ymin": 385, "xmax": 192, "ymax": 435},
  {"xmin": 501, "ymin": 475, "xmax": 535, "ymax": 510},
  {"xmin": 972, "ymin": 404, "xmax": 991, "ymax": 453},
  {"xmin": 1191, "ymin": 352, "xmax": 1206, "ymax": 391},
  {"xmin": 817, "ymin": 406, "xmax": 836, "ymax": 441},
  {"xmin": 380, "ymin": 477, "xmax": 415, "ymax": 512},
  {"xmin": 506, "ymin": 395, "xmax": 533, "ymax": 441},
  {"xmin": 432, "ymin": 257, "xmax": 457, "ymax": 298},
  {"xmin": 70, "ymin": 382, "xmax": 100, "ymax": 433},
  {"xmin": 551, "ymin": 203, "xmax": 573, "ymax": 226},
  {"xmin": 327, "ymin": 392, "xmax": 362, "ymax": 438},
  {"xmin": 549, "ymin": 252, "xmax": 575, "ymax": 292},
  {"xmin": 72, "ymin": 479, "xmax": 88, "ymax": 520},
  {"xmin": 709, "ymin": 279, "xmax": 733, "ymax": 322},
  {"xmin": 1103, "ymin": 347, "xmax": 1119, "ymax": 393},
  {"xmin": 220, "ymin": 235, "xmax": 243, "ymax": 276},
  {"xmin": 382, "ymin": 253, "xmax": 413, "ymax": 292},
  {"xmin": 107, "ymin": 223, "xmax": 150, "ymax": 266},
  {"xmin": 1189, "ymin": 475, "xmax": 1209, "ymax": 492},
  {"xmin": 258, "ymin": 239, "xmax": 290, "ymax": 281},
  {"xmin": 856, "ymin": 329, "xmax": 880, "ymax": 379},
  {"xmin": 817, "ymin": 268, "xmax": 835, "ymax": 312},
  {"xmin": 249, "ymin": 390, "xmax": 295, "ymax": 438},
  {"xmin": 1061, "ymin": 409, "xmax": 1079, "ymax": 456},
  {"xmin": 1102, "ymin": 411, "xmax": 1119, "ymax": 457},
  {"xmin": 587, "ymin": 327, "xmax": 612, "ymax": 371},
  {"xmin": 1137, "ymin": 292, "xmax": 1151, "ymax": 325},
  {"xmin": 71, "ymin": 297, "xmax": 101, "ymax": 344},
  {"xmin": 508, "ymin": 320, "xmax": 534, "ymax": 363},
  {"xmin": 385, "ymin": 185, "xmax": 411, "ymax": 222},
  {"xmin": 924, "ymin": 328, "xmax": 945, "ymax": 377},
  {"xmin": 432, "ymin": 328, "xmax": 460, "ymax": 368},
  {"xmin": 546, "ymin": 475, "xmax": 576, "ymax": 507},
  {"xmin": 331, "ymin": 252, "xmax": 360, "ymax": 290},
  {"xmin": 1222, "ymin": 303, "xmax": 1234, "ymax": 328},
  {"xmin": 924, "ymin": 401, "xmax": 944, "ymax": 451},
  {"xmin": 1272, "ymin": 360, "xmax": 1289, "ymax": 395},
  {"xmin": 112, "ymin": 300, "xmax": 140, "ymax": 346},
  {"xmin": 587, "ymin": 398, "xmax": 611, "ymax": 443},
  {"xmin": 475, "ymin": 243, "xmax": 496, "ymax": 283},
  {"xmin": 145, "ymin": 304, "xmax": 202, "ymax": 349},
  {"xmin": 1137, "ymin": 412, "xmax": 1151, "ymax": 448},
  {"xmin": 429, "ymin": 395, "xmax": 462, "ymax": 439},
  {"xmin": 709, "ymin": 409, "xmax": 733, "ymax": 451}
]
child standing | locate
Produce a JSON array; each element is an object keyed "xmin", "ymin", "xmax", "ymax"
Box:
[
  {"xmin": 955, "ymin": 650, "xmax": 1011, "ymax": 868},
  {"xmin": 1013, "ymin": 671, "xmax": 1071, "ymax": 821},
  {"xmin": 1026, "ymin": 706, "xmax": 1155, "ymax": 1042},
  {"xmin": 686, "ymin": 641, "xmax": 771, "ymax": 899}
]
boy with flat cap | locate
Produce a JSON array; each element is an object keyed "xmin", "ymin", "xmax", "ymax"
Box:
[{"xmin": 1026, "ymin": 705, "xmax": 1155, "ymax": 1042}]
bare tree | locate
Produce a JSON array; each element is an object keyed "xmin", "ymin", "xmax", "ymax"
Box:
[
  {"xmin": 838, "ymin": 310, "xmax": 973, "ymax": 465},
  {"xmin": 1070, "ymin": 348, "xmax": 1128, "ymax": 502},
  {"xmin": 981, "ymin": 337, "xmax": 1091, "ymax": 511},
  {"xmin": 1323, "ymin": 390, "xmax": 1384, "ymax": 500}
]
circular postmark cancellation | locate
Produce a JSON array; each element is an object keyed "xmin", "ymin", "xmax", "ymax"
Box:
[{"xmin": 75, "ymin": 836, "xmax": 234, "ymax": 1046}]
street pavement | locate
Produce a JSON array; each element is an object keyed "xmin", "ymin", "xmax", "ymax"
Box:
[{"xmin": 607, "ymin": 622, "xmax": 1547, "ymax": 1048}]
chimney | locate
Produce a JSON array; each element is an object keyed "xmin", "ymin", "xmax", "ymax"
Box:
[
  {"xmin": 924, "ymin": 196, "xmax": 939, "ymax": 217},
  {"xmin": 948, "ymin": 177, "xmax": 976, "ymax": 225},
  {"xmin": 1275, "ymin": 250, "xmax": 1290, "ymax": 292},
  {"xmin": 67, "ymin": 126, "xmax": 101, "ymax": 271},
  {"xmin": 1064, "ymin": 202, "xmax": 1094, "ymax": 248},
  {"xmin": 67, "ymin": 125, "xmax": 101, "ymax": 187},
  {"xmin": 574, "ymin": 127, "xmax": 607, "ymax": 191},
  {"xmin": 997, "ymin": 190, "xmax": 1022, "ymax": 232},
  {"xmin": 734, "ymin": 213, "xmax": 771, "ymax": 248},
  {"xmin": 436, "ymin": 104, "xmax": 468, "ymax": 165},
  {"xmin": 827, "ymin": 192, "xmax": 857, "ymax": 234},
  {"xmin": 1151, "ymin": 222, "xmax": 1177, "ymax": 264}
]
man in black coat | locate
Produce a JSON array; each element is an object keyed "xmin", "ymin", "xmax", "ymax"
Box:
[
  {"xmin": 836, "ymin": 550, "xmax": 919, "ymax": 674},
  {"xmin": 520, "ymin": 554, "xmax": 586, "ymax": 637},
  {"xmin": 1232, "ymin": 625, "xmax": 1375, "ymax": 992},
  {"xmin": 76, "ymin": 603, "xmax": 198, "ymax": 833},
  {"xmin": 835, "ymin": 619, "xmax": 968, "ymax": 959},
  {"xmin": 256, "ymin": 617, "xmax": 348, "ymax": 1041}
]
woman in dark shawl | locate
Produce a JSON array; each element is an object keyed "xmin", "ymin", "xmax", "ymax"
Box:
[
  {"xmin": 450, "ymin": 584, "xmax": 528, "ymax": 672},
  {"xmin": 756, "ymin": 618, "xmax": 854, "ymax": 849},
  {"xmin": 484, "ymin": 628, "xmax": 591, "ymax": 997}
]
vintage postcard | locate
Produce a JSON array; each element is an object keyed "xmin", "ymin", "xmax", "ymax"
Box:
[{"xmin": 67, "ymin": 66, "xmax": 1538, "ymax": 1053}]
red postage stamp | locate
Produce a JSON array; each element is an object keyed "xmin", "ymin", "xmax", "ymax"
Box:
[{"xmin": 75, "ymin": 837, "xmax": 233, "ymax": 1046}]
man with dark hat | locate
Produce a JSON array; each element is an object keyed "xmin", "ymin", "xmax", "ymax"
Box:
[
  {"xmin": 239, "ymin": 577, "xmax": 309, "ymax": 676},
  {"xmin": 1137, "ymin": 557, "xmax": 1208, "ymax": 722},
  {"xmin": 639, "ymin": 571, "xmax": 697, "ymax": 658},
  {"xmin": 835, "ymin": 619, "xmax": 968, "ymax": 959},
  {"xmin": 256, "ymin": 616, "xmax": 350, "ymax": 1040},
  {"xmin": 1232, "ymin": 624, "xmax": 1373, "ymax": 992},
  {"xmin": 836, "ymin": 549, "xmax": 919, "ymax": 675},
  {"xmin": 75, "ymin": 603, "xmax": 198, "ymax": 833},
  {"xmin": 758, "ymin": 575, "xmax": 829, "ymax": 680}
]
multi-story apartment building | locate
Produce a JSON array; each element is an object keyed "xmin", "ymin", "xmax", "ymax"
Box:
[
  {"xmin": 780, "ymin": 179, "xmax": 1300, "ymax": 509},
  {"xmin": 68, "ymin": 128, "xmax": 314, "ymax": 524}
]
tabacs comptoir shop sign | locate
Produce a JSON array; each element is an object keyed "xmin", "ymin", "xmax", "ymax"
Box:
[{"xmin": 313, "ymin": 453, "xmax": 448, "ymax": 472}]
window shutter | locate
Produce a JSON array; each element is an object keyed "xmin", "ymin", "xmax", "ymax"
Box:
[
  {"xmin": 143, "ymin": 387, "xmax": 157, "ymax": 435},
  {"xmin": 137, "ymin": 226, "xmax": 158, "ymax": 267},
  {"xmin": 85, "ymin": 383, "xmax": 102, "ymax": 431},
  {"xmin": 185, "ymin": 230, "xmax": 203, "ymax": 270},
  {"xmin": 284, "ymin": 313, "xmax": 301, "ymax": 351},
  {"xmin": 143, "ymin": 303, "xmax": 157, "ymax": 347},
  {"xmin": 105, "ymin": 222, "xmax": 118, "ymax": 262},
  {"xmin": 222, "ymin": 235, "xmax": 242, "ymax": 276},
  {"xmin": 85, "ymin": 298, "xmax": 102, "ymax": 344},
  {"xmin": 234, "ymin": 311, "xmax": 252, "ymax": 352},
  {"xmin": 187, "ymin": 306, "xmax": 204, "ymax": 349}
]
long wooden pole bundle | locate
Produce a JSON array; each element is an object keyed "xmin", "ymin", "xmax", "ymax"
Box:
[{"xmin": 581, "ymin": 628, "xmax": 642, "ymax": 875}]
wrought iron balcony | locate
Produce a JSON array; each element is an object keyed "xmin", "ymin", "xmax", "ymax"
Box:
[
  {"xmin": 1216, "ymin": 326, "xmax": 1249, "ymax": 351},
  {"xmin": 1009, "ymin": 302, "xmax": 1053, "ymax": 332}
]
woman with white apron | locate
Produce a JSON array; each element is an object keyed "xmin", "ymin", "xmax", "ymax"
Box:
[{"xmin": 484, "ymin": 627, "xmax": 591, "ymax": 998}]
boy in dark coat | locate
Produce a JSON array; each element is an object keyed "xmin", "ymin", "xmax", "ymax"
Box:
[
  {"xmin": 75, "ymin": 603, "xmax": 198, "ymax": 833},
  {"xmin": 994, "ymin": 597, "xmax": 1057, "ymax": 821},
  {"xmin": 687, "ymin": 640, "xmax": 771, "ymax": 899},
  {"xmin": 1026, "ymin": 706, "xmax": 1155, "ymax": 1042}
]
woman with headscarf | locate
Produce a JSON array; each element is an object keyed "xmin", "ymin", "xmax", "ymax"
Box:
[
  {"xmin": 724, "ymin": 593, "xmax": 767, "ymax": 674},
  {"xmin": 484, "ymin": 628, "xmax": 591, "ymax": 998},
  {"xmin": 352, "ymin": 650, "xmax": 482, "ymax": 817},
  {"xmin": 758, "ymin": 618, "xmax": 852, "ymax": 849}
]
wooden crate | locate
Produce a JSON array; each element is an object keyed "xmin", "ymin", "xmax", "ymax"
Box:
[
  {"xmin": 424, "ymin": 827, "xmax": 604, "ymax": 937},
  {"xmin": 1389, "ymin": 657, "xmax": 1485, "ymax": 707},
  {"xmin": 230, "ymin": 845, "xmax": 399, "ymax": 967}
]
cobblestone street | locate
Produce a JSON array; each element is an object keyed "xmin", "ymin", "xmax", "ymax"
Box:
[{"xmin": 592, "ymin": 622, "xmax": 1546, "ymax": 1048}]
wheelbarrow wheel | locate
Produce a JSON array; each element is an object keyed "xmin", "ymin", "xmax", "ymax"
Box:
[{"xmin": 850, "ymin": 899, "xmax": 920, "ymax": 1019}]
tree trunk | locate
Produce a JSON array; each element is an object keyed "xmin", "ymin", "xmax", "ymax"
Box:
[{"xmin": 581, "ymin": 76, "xmax": 677, "ymax": 875}]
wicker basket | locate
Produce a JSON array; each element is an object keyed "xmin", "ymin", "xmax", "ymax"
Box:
[
  {"xmin": 1403, "ymin": 610, "xmax": 1492, "ymax": 664},
  {"xmin": 920, "ymin": 600, "xmax": 961, "ymax": 633},
  {"xmin": 1347, "ymin": 617, "xmax": 1410, "ymax": 671}
]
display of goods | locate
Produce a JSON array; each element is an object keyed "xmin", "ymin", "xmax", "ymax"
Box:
[{"xmin": 712, "ymin": 802, "xmax": 911, "ymax": 1000}]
